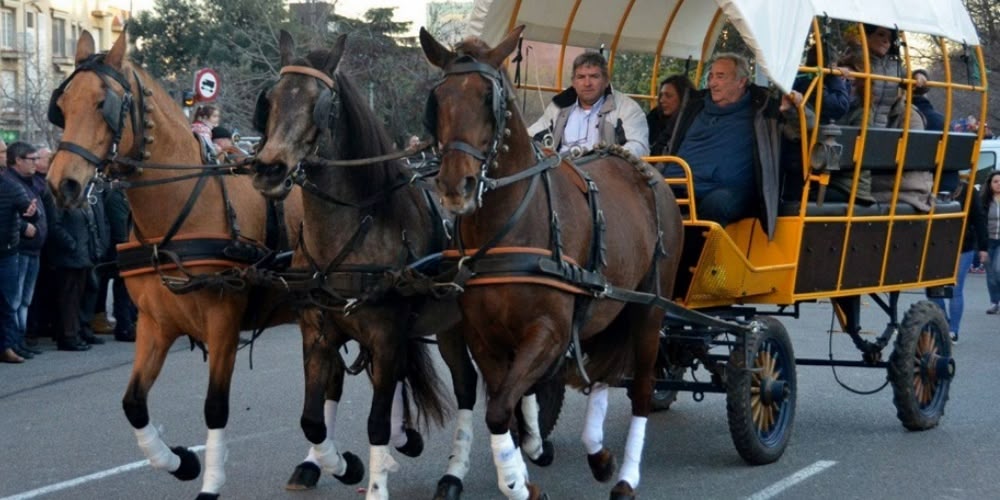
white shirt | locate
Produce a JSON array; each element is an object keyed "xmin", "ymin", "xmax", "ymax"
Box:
[{"xmin": 560, "ymin": 96, "xmax": 604, "ymax": 152}]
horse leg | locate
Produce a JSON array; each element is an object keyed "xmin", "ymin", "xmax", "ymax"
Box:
[
  {"xmin": 288, "ymin": 313, "xmax": 363, "ymax": 490},
  {"xmin": 364, "ymin": 337, "xmax": 404, "ymax": 500},
  {"xmin": 188, "ymin": 311, "xmax": 249, "ymax": 500},
  {"xmin": 481, "ymin": 325, "xmax": 560, "ymax": 500},
  {"xmin": 389, "ymin": 381, "xmax": 424, "ymax": 457},
  {"xmin": 434, "ymin": 325, "xmax": 478, "ymax": 500},
  {"xmin": 123, "ymin": 318, "xmax": 200, "ymax": 481},
  {"xmin": 582, "ymin": 384, "xmax": 616, "ymax": 482},
  {"xmin": 609, "ymin": 307, "xmax": 661, "ymax": 500}
]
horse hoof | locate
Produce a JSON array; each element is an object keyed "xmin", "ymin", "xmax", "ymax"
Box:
[
  {"xmin": 194, "ymin": 493, "xmax": 220, "ymax": 500},
  {"xmin": 285, "ymin": 461, "xmax": 320, "ymax": 491},
  {"xmin": 433, "ymin": 474, "xmax": 463, "ymax": 500},
  {"xmin": 396, "ymin": 428, "xmax": 424, "ymax": 457},
  {"xmin": 169, "ymin": 446, "xmax": 201, "ymax": 481},
  {"xmin": 609, "ymin": 480, "xmax": 636, "ymax": 500},
  {"xmin": 333, "ymin": 451, "xmax": 365, "ymax": 485},
  {"xmin": 528, "ymin": 440, "xmax": 555, "ymax": 467},
  {"xmin": 587, "ymin": 448, "xmax": 616, "ymax": 483},
  {"xmin": 527, "ymin": 482, "xmax": 548, "ymax": 500}
]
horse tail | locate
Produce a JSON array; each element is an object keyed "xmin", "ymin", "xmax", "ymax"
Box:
[{"xmin": 404, "ymin": 338, "xmax": 452, "ymax": 430}]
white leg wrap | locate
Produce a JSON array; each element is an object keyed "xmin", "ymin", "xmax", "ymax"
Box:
[
  {"xmin": 201, "ymin": 428, "xmax": 227, "ymax": 494},
  {"xmin": 581, "ymin": 384, "xmax": 609, "ymax": 455},
  {"xmin": 390, "ymin": 382, "xmax": 407, "ymax": 448},
  {"xmin": 445, "ymin": 409, "xmax": 474, "ymax": 478},
  {"xmin": 366, "ymin": 445, "xmax": 399, "ymax": 500},
  {"xmin": 135, "ymin": 424, "xmax": 181, "ymax": 472},
  {"xmin": 303, "ymin": 400, "xmax": 339, "ymax": 464},
  {"xmin": 490, "ymin": 432, "xmax": 530, "ymax": 500},
  {"xmin": 311, "ymin": 439, "xmax": 347, "ymax": 476},
  {"xmin": 617, "ymin": 416, "xmax": 647, "ymax": 489},
  {"xmin": 519, "ymin": 394, "xmax": 543, "ymax": 460}
]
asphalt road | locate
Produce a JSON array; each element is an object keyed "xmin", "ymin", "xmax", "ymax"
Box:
[{"xmin": 1, "ymin": 275, "xmax": 998, "ymax": 500}]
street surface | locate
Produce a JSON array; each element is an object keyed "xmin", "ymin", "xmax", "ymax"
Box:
[{"xmin": 1, "ymin": 276, "xmax": 997, "ymax": 500}]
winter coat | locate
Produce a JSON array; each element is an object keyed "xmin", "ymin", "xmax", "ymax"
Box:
[{"xmin": 527, "ymin": 86, "xmax": 650, "ymax": 158}]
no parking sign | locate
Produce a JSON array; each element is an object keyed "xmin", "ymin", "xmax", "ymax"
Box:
[{"xmin": 193, "ymin": 68, "xmax": 220, "ymax": 103}]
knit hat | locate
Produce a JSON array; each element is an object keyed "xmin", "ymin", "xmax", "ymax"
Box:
[{"xmin": 211, "ymin": 126, "xmax": 233, "ymax": 140}]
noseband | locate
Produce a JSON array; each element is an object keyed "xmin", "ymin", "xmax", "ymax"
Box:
[
  {"xmin": 49, "ymin": 54, "xmax": 149, "ymax": 179},
  {"xmin": 431, "ymin": 57, "xmax": 512, "ymax": 206}
]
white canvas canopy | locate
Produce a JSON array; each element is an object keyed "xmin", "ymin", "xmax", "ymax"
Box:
[{"xmin": 468, "ymin": 0, "xmax": 981, "ymax": 92}]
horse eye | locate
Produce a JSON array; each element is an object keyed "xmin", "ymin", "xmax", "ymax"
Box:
[{"xmin": 97, "ymin": 100, "xmax": 105, "ymax": 110}]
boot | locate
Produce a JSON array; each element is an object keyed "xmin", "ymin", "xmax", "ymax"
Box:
[
  {"xmin": 90, "ymin": 314, "xmax": 116, "ymax": 334},
  {"xmin": 2, "ymin": 347, "xmax": 26, "ymax": 362},
  {"xmin": 57, "ymin": 337, "xmax": 92, "ymax": 352}
]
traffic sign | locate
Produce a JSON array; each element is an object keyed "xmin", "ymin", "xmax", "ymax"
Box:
[{"xmin": 193, "ymin": 68, "xmax": 220, "ymax": 102}]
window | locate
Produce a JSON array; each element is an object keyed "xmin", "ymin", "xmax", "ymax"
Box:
[
  {"xmin": 26, "ymin": 12, "xmax": 34, "ymax": 30},
  {"xmin": 1, "ymin": 70, "xmax": 17, "ymax": 113},
  {"xmin": 52, "ymin": 18, "xmax": 66, "ymax": 57},
  {"xmin": 1, "ymin": 8, "xmax": 15, "ymax": 49}
]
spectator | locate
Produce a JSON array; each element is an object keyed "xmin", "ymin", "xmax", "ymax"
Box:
[
  {"xmin": 661, "ymin": 52, "xmax": 799, "ymax": 230},
  {"xmin": 5, "ymin": 142, "xmax": 48, "ymax": 360},
  {"xmin": 192, "ymin": 105, "xmax": 221, "ymax": 149},
  {"xmin": 211, "ymin": 126, "xmax": 247, "ymax": 163},
  {"xmin": 26, "ymin": 146, "xmax": 71, "ymax": 346},
  {"xmin": 103, "ymin": 188, "xmax": 136, "ymax": 342},
  {"xmin": 982, "ymin": 171, "xmax": 1000, "ymax": 315},
  {"xmin": 0, "ymin": 139, "xmax": 38, "ymax": 363},
  {"xmin": 931, "ymin": 182, "xmax": 987, "ymax": 343},
  {"xmin": 910, "ymin": 69, "xmax": 944, "ymax": 131},
  {"xmin": 647, "ymin": 74, "xmax": 693, "ymax": 156},
  {"xmin": 527, "ymin": 52, "xmax": 649, "ymax": 158}
]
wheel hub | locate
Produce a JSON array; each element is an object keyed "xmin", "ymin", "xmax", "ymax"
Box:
[{"xmin": 760, "ymin": 378, "xmax": 788, "ymax": 406}]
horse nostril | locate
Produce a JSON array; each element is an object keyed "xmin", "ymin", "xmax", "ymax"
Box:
[
  {"xmin": 59, "ymin": 179, "xmax": 81, "ymax": 203},
  {"xmin": 462, "ymin": 176, "xmax": 477, "ymax": 197}
]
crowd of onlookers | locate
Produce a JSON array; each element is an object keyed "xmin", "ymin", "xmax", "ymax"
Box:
[{"xmin": 0, "ymin": 139, "xmax": 136, "ymax": 364}]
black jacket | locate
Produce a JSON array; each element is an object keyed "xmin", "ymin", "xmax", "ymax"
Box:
[{"xmin": 0, "ymin": 171, "xmax": 35, "ymax": 257}]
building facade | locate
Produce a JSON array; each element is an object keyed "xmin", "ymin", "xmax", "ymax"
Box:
[{"xmin": 0, "ymin": 0, "xmax": 129, "ymax": 145}]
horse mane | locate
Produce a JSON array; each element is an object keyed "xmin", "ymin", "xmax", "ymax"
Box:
[{"xmin": 122, "ymin": 57, "xmax": 200, "ymax": 154}]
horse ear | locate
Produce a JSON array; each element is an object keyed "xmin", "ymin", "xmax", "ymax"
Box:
[
  {"xmin": 104, "ymin": 29, "xmax": 128, "ymax": 70},
  {"xmin": 485, "ymin": 25, "xmax": 525, "ymax": 68},
  {"xmin": 279, "ymin": 30, "xmax": 294, "ymax": 67},
  {"xmin": 323, "ymin": 34, "xmax": 347, "ymax": 75},
  {"xmin": 74, "ymin": 31, "xmax": 96, "ymax": 65},
  {"xmin": 420, "ymin": 27, "xmax": 454, "ymax": 69}
]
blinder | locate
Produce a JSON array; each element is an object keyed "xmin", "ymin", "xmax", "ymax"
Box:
[
  {"xmin": 48, "ymin": 54, "xmax": 133, "ymax": 135},
  {"xmin": 252, "ymin": 85, "xmax": 272, "ymax": 134},
  {"xmin": 262, "ymin": 65, "xmax": 339, "ymax": 134}
]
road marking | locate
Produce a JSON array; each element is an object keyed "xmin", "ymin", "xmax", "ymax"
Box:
[
  {"xmin": 747, "ymin": 460, "xmax": 837, "ymax": 500},
  {"xmin": 0, "ymin": 427, "xmax": 292, "ymax": 500}
]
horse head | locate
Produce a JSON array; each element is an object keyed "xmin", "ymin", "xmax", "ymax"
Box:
[
  {"xmin": 252, "ymin": 30, "xmax": 346, "ymax": 200},
  {"xmin": 47, "ymin": 31, "xmax": 148, "ymax": 206},
  {"xmin": 419, "ymin": 25, "xmax": 524, "ymax": 215}
]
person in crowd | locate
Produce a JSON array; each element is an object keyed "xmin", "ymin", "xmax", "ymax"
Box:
[
  {"xmin": 35, "ymin": 146, "xmax": 51, "ymax": 171},
  {"xmin": 982, "ymin": 171, "xmax": 1000, "ymax": 315},
  {"xmin": 911, "ymin": 69, "xmax": 944, "ymax": 131},
  {"xmin": 192, "ymin": 105, "xmax": 221, "ymax": 149},
  {"xmin": 87, "ymin": 193, "xmax": 114, "ymax": 337},
  {"xmin": 527, "ymin": 52, "xmax": 649, "ymax": 158},
  {"xmin": 26, "ymin": 146, "xmax": 72, "ymax": 346},
  {"xmin": 211, "ymin": 126, "xmax": 247, "ymax": 163},
  {"xmin": 0, "ymin": 139, "xmax": 38, "ymax": 363},
  {"xmin": 647, "ymin": 74, "xmax": 693, "ymax": 156},
  {"xmin": 931, "ymin": 182, "xmax": 987, "ymax": 343},
  {"xmin": 103, "ymin": 188, "xmax": 137, "ymax": 342},
  {"xmin": 5, "ymin": 142, "xmax": 48, "ymax": 360},
  {"xmin": 660, "ymin": 52, "xmax": 800, "ymax": 228}
]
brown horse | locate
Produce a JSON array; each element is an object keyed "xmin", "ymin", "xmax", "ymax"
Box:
[
  {"xmin": 420, "ymin": 26, "xmax": 684, "ymax": 500},
  {"xmin": 47, "ymin": 30, "xmax": 303, "ymax": 499},
  {"xmin": 251, "ymin": 31, "xmax": 465, "ymax": 499}
]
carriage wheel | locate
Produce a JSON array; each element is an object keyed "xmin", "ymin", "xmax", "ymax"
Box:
[
  {"xmin": 888, "ymin": 301, "xmax": 953, "ymax": 431},
  {"xmin": 651, "ymin": 362, "xmax": 685, "ymax": 412},
  {"xmin": 725, "ymin": 316, "xmax": 796, "ymax": 465}
]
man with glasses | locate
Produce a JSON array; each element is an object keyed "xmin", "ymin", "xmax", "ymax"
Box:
[
  {"xmin": 4, "ymin": 142, "xmax": 48, "ymax": 359},
  {"xmin": 1, "ymin": 141, "xmax": 39, "ymax": 362}
]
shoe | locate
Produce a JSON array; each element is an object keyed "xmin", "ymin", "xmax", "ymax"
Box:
[
  {"xmin": 114, "ymin": 329, "xmax": 136, "ymax": 342},
  {"xmin": 1, "ymin": 348, "xmax": 26, "ymax": 363},
  {"xmin": 57, "ymin": 339, "xmax": 92, "ymax": 352},
  {"xmin": 949, "ymin": 332, "xmax": 958, "ymax": 344},
  {"xmin": 90, "ymin": 315, "xmax": 116, "ymax": 334},
  {"xmin": 12, "ymin": 346, "xmax": 34, "ymax": 359},
  {"xmin": 80, "ymin": 332, "xmax": 105, "ymax": 345},
  {"xmin": 988, "ymin": 304, "xmax": 999, "ymax": 315},
  {"xmin": 18, "ymin": 343, "xmax": 42, "ymax": 355}
]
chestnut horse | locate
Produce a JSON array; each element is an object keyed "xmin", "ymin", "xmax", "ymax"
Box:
[
  {"xmin": 252, "ymin": 31, "xmax": 466, "ymax": 499},
  {"xmin": 47, "ymin": 31, "xmax": 303, "ymax": 499},
  {"xmin": 421, "ymin": 27, "xmax": 684, "ymax": 500}
]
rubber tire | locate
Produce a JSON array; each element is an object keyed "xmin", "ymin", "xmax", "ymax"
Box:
[
  {"xmin": 888, "ymin": 300, "xmax": 952, "ymax": 431},
  {"xmin": 651, "ymin": 362, "xmax": 685, "ymax": 412},
  {"xmin": 515, "ymin": 373, "xmax": 565, "ymax": 441},
  {"xmin": 725, "ymin": 316, "xmax": 796, "ymax": 465}
]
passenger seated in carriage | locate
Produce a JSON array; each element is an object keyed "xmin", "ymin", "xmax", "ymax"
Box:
[
  {"xmin": 661, "ymin": 52, "xmax": 801, "ymax": 231},
  {"xmin": 527, "ymin": 52, "xmax": 649, "ymax": 158}
]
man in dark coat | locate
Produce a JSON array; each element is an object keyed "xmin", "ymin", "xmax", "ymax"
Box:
[{"xmin": 0, "ymin": 140, "xmax": 38, "ymax": 362}]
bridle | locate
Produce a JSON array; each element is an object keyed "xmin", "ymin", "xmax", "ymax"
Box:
[
  {"xmin": 48, "ymin": 54, "xmax": 149, "ymax": 179},
  {"xmin": 430, "ymin": 56, "xmax": 513, "ymax": 207}
]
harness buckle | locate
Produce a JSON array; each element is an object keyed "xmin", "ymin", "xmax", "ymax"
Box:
[{"xmin": 342, "ymin": 298, "xmax": 359, "ymax": 316}]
